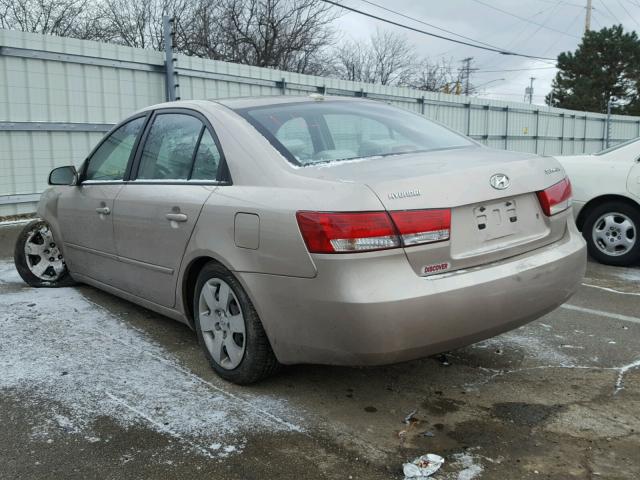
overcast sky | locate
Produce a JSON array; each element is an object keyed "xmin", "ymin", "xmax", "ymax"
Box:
[{"xmin": 332, "ymin": 0, "xmax": 640, "ymax": 105}]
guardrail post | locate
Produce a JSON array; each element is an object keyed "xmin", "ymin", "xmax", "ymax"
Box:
[
  {"xmin": 163, "ymin": 16, "xmax": 179, "ymax": 101},
  {"xmin": 484, "ymin": 105, "xmax": 490, "ymax": 144},
  {"xmin": 560, "ymin": 113, "xmax": 565, "ymax": 154},
  {"xmin": 534, "ymin": 109, "xmax": 540, "ymax": 154},
  {"xmin": 605, "ymin": 99, "xmax": 612, "ymax": 148},
  {"xmin": 504, "ymin": 106, "xmax": 509, "ymax": 150}
]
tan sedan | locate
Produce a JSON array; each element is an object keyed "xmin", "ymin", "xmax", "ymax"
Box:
[{"xmin": 14, "ymin": 96, "xmax": 586, "ymax": 383}]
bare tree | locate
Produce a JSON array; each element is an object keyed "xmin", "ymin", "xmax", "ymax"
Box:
[
  {"xmin": 96, "ymin": 0, "xmax": 193, "ymax": 50},
  {"xmin": 0, "ymin": 0, "xmax": 100, "ymax": 38},
  {"xmin": 0, "ymin": 0, "xmax": 341, "ymax": 76},
  {"xmin": 211, "ymin": 0, "xmax": 337, "ymax": 73},
  {"xmin": 334, "ymin": 28, "xmax": 415, "ymax": 85},
  {"xmin": 401, "ymin": 58, "xmax": 463, "ymax": 93}
]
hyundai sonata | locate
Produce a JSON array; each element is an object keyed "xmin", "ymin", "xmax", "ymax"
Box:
[{"xmin": 14, "ymin": 96, "xmax": 586, "ymax": 383}]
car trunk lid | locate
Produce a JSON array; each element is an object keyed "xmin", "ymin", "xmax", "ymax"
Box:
[{"xmin": 296, "ymin": 146, "xmax": 568, "ymax": 275}]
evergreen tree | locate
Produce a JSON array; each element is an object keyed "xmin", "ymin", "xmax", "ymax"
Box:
[{"xmin": 547, "ymin": 25, "xmax": 640, "ymax": 114}]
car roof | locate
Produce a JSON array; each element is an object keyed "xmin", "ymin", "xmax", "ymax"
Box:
[{"xmin": 212, "ymin": 95, "xmax": 359, "ymax": 110}]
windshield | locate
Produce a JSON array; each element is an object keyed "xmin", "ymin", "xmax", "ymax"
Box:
[
  {"xmin": 595, "ymin": 137, "xmax": 640, "ymax": 155},
  {"xmin": 236, "ymin": 100, "xmax": 474, "ymax": 166}
]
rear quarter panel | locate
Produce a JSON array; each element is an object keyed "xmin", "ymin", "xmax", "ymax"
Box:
[{"xmin": 182, "ymin": 181, "xmax": 387, "ymax": 279}]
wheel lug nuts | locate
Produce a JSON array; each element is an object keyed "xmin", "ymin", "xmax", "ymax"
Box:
[
  {"xmin": 49, "ymin": 257, "xmax": 55, "ymax": 261},
  {"xmin": 44, "ymin": 249, "xmax": 50, "ymax": 254},
  {"xmin": 58, "ymin": 255, "xmax": 62, "ymax": 259}
]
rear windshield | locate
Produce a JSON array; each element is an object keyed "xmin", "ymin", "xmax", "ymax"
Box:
[{"xmin": 236, "ymin": 100, "xmax": 473, "ymax": 166}]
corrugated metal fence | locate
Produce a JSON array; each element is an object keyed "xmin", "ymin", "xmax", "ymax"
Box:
[{"xmin": 2, "ymin": 28, "xmax": 640, "ymax": 215}]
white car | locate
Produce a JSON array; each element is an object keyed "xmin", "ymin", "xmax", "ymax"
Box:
[{"xmin": 558, "ymin": 138, "xmax": 640, "ymax": 266}]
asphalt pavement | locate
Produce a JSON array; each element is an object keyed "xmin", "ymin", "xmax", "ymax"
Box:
[{"xmin": 0, "ymin": 221, "xmax": 638, "ymax": 480}]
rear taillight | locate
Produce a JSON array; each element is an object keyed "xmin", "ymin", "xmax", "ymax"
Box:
[
  {"xmin": 296, "ymin": 211, "xmax": 400, "ymax": 253},
  {"xmin": 536, "ymin": 178, "xmax": 572, "ymax": 216},
  {"xmin": 296, "ymin": 209, "xmax": 451, "ymax": 254},
  {"xmin": 389, "ymin": 209, "xmax": 451, "ymax": 246}
]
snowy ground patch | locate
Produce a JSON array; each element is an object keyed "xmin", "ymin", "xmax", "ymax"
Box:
[{"xmin": 0, "ymin": 262, "xmax": 303, "ymax": 458}]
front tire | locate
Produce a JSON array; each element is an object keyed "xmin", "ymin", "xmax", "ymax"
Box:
[
  {"xmin": 14, "ymin": 220, "xmax": 76, "ymax": 287},
  {"xmin": 582, "ymin": 201, "xmax": 640, "ymax": 266},
  {"xmin": 194, "ymin": 262, "xmax": 279, "ymax": 384}
]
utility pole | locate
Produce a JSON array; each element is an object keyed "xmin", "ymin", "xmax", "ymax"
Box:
[
  {"xmin": 525, "ymin": 77, "xmax": 535, "ymax": 104},
  {"xmin": 461, "ymin": 57, "xmax": 474, "ymax": 96},
  {"xmin": 585, "ymin": 0, "xmax": 593, "ymax": 33}
]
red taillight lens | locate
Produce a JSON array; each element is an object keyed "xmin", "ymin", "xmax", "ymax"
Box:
[
  {"xmin": 536, "ymin": 178, "xmax": 572, "ymax": 216},
  {"xmin": 389, "ymin": 209, "xmax": 451, "ymax": 246},
  {"xmin": 296, "ymin": 211, "xmax": 400, "ymax": 253},
  {"xmin": 296, "ymin": 209, "xmax": 452, "ymax": 253}
]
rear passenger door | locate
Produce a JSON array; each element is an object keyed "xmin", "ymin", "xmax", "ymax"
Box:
[{"xmin": 112, "ymin": 109, "xmax": 226, "ymax": 307}]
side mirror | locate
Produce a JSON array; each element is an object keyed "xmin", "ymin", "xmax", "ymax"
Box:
[{"xmin": 48, "ymin": 166, "xmax": 78, "ymax": 186}]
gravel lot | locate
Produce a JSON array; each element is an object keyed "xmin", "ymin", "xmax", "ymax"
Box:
[{"xmin": 1, "ymin": 221, "xmax": 638, "ymax": 480}]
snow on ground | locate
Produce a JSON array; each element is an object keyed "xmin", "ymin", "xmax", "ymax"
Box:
[
  {"xmin": 473, "ymin": 325, "xmax": 576, "ymax": 367},
  {"xmin": 0, "ymin": 261, "xmax": 303, "ymax": 458},
  {"xmin": 610, "ymin": 268, "xmax": 640, "ymax": 283}
]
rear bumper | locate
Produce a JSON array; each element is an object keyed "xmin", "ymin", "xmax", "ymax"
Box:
[{"xmin": 238, "ymin": 222, "xmax": 587, "ymax": 366}]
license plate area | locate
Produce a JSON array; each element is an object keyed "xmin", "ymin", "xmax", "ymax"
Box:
[{"xmin": 473, "ymin": 199, "xmax": 518, "ymax": 240}]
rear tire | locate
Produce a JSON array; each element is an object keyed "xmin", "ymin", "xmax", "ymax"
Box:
[
  {"xmin": 193, "ymin": 262, "xmax": 280, "ymax": 384},
  {"xmin": 582, "ymin": 201, "xmax": 640, "ymax": 266},
  {"xmin": 14, "ymin": 220, "xmax": 76, "ymax": 287}
]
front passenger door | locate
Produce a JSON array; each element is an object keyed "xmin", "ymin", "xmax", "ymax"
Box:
[
  {"xmin": 57, "ymin": 116, "xmax": 146, "ymax": 285},
  {"xmin": 113, "ymin": 110, "xmax": 224, "ymax": 307}
]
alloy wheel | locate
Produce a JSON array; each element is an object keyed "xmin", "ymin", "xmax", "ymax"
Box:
[
  {"xmin": 24, "ymin": 225, "xmax": 66, "ymax": 280},
  {"xmin": 198, "ymin": 278, "xmax": 246, "ymax": 370},
  {"xmin": 592, "ymin": 212, "xmax": 636, "ymax": 257}
]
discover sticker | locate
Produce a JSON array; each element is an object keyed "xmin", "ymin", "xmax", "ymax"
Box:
[{"xmin": 422, "ymin": 262, "xmax": 451, "ymax": 275}]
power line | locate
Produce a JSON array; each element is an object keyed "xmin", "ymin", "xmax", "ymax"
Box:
[
  {"xmin": 538, "ymin": 0, "xmax": 586, "ymax": 7},
  {"xmin": 320, "ymin": 0, "xmax": 557, "ymax": 60},
  {"xmin": 597, "ymin": 0, "xmax": 622, "ymax": 23},
  {"xmin": 356, "ymin": 0, "xmax": 508, "ymax": 51},
  {"xmin": 458, "ymin": 4, "xmax": 560, "ymax": 70},
  {"xmin": 615, "ymin": 0, "xmax": 640, "ymax": 29},
  {"xmin": 469, "ymin": 0, "xmax": 582, "ymax": 39},
  {"xmin": 432, "ymin": 3, "xmax": 557, "ymax": 61},
  {"xmin": 475, "ymin": 66, "xmax": 558, "ymax": 73},
  {"xmin": 542, "ymin": 10, "xmax": 585, "ymax": 56},
  {"xmin": 516, "ymin": 1, "xmax": 566, "ymax": 49}
]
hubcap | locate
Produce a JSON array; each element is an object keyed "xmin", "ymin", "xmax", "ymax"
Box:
[
  {"xmin": 198, "ymin": 279, "xmax": 246, "ymax": 370},
  {"xmin": 24, "ymin": 225, "xmax": 66, "ymax": 280},
  {"xmin": 592, "ymin": 212, "xmax": 636, "ymax": 257}
]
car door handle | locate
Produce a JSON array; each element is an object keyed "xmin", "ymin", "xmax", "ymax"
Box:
[
  {"xmin": 166, "ymin": 213, "xmax": 188, "ymax": 222},
  {"xmin": 96, "ymin": 207, "xmax": 111, "ymax": 215}
]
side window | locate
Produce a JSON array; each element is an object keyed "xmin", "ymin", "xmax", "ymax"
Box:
[
  {"xmin": 191, "ymin": 130, "xmax": 222, "ymax": 180},
  {"xmin": 275, "ymin": 117, "xmax": 314, "ymax": 162},
  {"xmin": 137, "ymin": 114, "xmax": 202, "ymax": 180},
  {"xmin": 85, "ymin": 117, "xmax": 145, "ymax": 181}
]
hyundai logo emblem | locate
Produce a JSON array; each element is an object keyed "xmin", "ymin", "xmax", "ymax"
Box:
[{"xmin": 490, "ymin": 173, "xmax": 510, "ymax": 190}]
